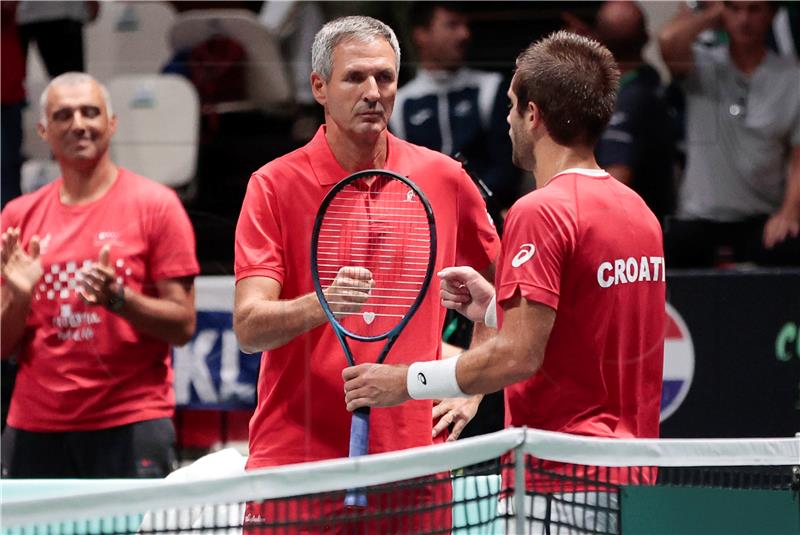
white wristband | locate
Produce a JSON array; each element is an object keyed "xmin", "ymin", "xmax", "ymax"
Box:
[
  {"xmin": 407, "ymin": 354, "xmax": 466, "ymax": 400},
  {"xmin": 483, "ymin": 294, "xmax": 497, "ymax": 328}
]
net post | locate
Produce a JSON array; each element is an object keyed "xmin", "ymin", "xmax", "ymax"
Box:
[{"xmin": 514, "ymin": 427, "xmax": 527, "ymax": 535}]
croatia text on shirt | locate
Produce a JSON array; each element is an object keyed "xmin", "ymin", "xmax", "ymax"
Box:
[{"xmin": 597, "ymin": 256, "xmax": 665, "ymax": 288}]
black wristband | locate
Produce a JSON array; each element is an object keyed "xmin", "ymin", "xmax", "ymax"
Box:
[{"xmin": 106, "ymin": 284, "xmax": 126, "ymax": 313}]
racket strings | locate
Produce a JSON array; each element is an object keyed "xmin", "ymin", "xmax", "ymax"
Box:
[{"xmin": 315, "ymin": 176, "xmax": 432, "ymax": 337}]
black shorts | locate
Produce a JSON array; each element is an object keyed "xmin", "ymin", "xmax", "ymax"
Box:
[{"xmin": 1, "ymin": 417, "xmax": 176, "ymax": 478}]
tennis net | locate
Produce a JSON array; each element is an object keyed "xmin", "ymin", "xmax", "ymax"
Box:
[{"xmin": 2, "ymin": 428, "xmax": 798, "ymax": 535}]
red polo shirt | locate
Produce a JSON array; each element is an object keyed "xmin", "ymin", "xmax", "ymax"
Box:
[
  {"xmin": 235, "ymin": 126, "xmax": 499, "ymax": 468},
  {"xmin": 495, "ymin": 169, "xmax": 665, "ymax": 488}
]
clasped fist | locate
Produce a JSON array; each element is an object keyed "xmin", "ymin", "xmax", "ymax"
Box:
[{"xmin": 324, "ymin": 266, "xmax": 374, "ymax": 318}]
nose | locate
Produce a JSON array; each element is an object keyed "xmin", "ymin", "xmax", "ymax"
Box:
[
  {"xmin": 71, "ymin": 110, "xmax": 87, "ymax": 132},
  {"xmin": 363, "ymin": 76, "xmax": 380, "ymax": 103}
]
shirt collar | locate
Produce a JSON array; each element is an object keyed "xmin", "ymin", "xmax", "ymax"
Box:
[{"xmin": 306, "ymin": 125, "xmax": 412, "ymax": 186}]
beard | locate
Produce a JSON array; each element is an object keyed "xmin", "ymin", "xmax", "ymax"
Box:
[{"xmin": 511, "ymin": 133, "xmax": 534, "ymax": 172}]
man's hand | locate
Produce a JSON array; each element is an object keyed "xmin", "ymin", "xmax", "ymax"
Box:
[
  {"xmin": 1, "ymin": 227, "xmax": 43, "ymax": 297},
  {"xmin": 343, "ymin": 363, "xmax": 410, "ymax": 411},
  {"xmin": 763, "ymin": 209, "xmax": 800, "ymax": 249},
  {"xmin": 432, "ymin": 396, "xmax": 481, "ymax": 442},
  {"xmin": 78, "ymin": 244, "xmax": 119, "ymax": 307},
  {"xmin": 325, "ymin": 266, "xmax": 373, "ymax": 318},
  {"xmin": 438, "ymin": 266, "xmax": 495, "ymax": 323}
]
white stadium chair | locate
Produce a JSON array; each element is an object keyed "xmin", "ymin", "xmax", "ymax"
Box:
[
  {"xmin": 168, "ymin": 9, "xmax": 293, "ymax": 114},
  {"xmin": 107, "ymin": 74, "xmax": 200, "ymax": 191},
  {"xmin": 85, "ymin": 1, "xmax": 177, "ymax": 83}
]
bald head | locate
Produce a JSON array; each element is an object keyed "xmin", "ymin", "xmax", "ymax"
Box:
[{"xmin": 595, "ymin": 1, "xmax": 647, "ymax": 64}]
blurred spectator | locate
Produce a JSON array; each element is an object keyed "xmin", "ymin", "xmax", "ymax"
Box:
[
  {"xmin": 390, "ymin": 2, "xmax": 521, "ymax": 212},
  {"xmin": 258, "ymin": 1, "xmax": 327, "ymax": 141},
  {"xmin": 2, "ymin": 1, "xmax": 25, "ymax": 209},
  {"xmin": 591, "ymin": 1, "xmax": 677, "ymax": 223},
  {"xmin": 1, "ymin": 73, "xmax": 199, "ymax": 478},
  {"xmin": 659, "ymin": 1, "xmax": 800, "ymax": 266},
  {"xmin": 16, "ymin": 1, "xmax": 99, "ymax": 77},
  {"xmin": 389, "ymin": 2, "xmax": 513, "ymax": 438}
]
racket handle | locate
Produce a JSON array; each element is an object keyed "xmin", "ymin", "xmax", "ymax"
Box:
[{"xmin": 344, "ymin": 408, "xmax": 370, "ymax": 507}]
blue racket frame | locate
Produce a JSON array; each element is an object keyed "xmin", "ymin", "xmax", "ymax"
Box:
[{"xmin": 310, "ymin": 169, "xmax": 437, "ymax": 507}]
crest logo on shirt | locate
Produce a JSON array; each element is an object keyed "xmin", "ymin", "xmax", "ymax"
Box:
[
  {"xmin": 409, "ymin": 108, "xmax": 433, "ymax": 126},
  {"xmin": 511, "ymin": 244, "xmax": 536, "ymax": 267},
  {"xmin": 97, "ymin": 231, "xmax": 119, "ymax": 241},
  {"xmin": 661, "ymin": 303, "xmax": 695, "ymax": 422}
]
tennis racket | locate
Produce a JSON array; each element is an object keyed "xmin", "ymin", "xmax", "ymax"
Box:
[{"xmin": 311, "ymin": 169, "xmax": 437, "ymax": 507}]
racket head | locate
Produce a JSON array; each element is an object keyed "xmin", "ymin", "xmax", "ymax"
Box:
[{"xmin": 311, "ymin": 169, "xmax": 437, "ymax": 348}]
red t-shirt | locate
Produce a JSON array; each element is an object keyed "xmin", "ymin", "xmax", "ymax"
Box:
[
  {"xmin": 1, "ymin": 168, "xmax": 199, "ymax": 431},
  {"xmin": 496, "ymin": 169, "xmax": 665, "ymax": 486},
  {"xmin": 235, "ymin": 126, "xmax": 499, "ymax": 468}
]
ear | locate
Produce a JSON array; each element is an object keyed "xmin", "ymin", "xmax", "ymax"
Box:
[
  {"xmin": 310, "ymin": 72, "xmax": 327, "ymax": 107},
  {"xmin": 108, "ymin": 114, "xmax": 118, "ymax": 136},
  {"xmin": 527, "ymin": 100, "xmax": 541, "ymax": 133},
  {"xmin": 36, "ymin": 120, "xmax": 47, "ymax": 141}
]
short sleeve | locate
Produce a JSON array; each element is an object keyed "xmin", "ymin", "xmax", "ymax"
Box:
[
  {"xmin": 496, "ymin": 196, "xmax": 576, "ymax": 310},
  {"xmin": 147, "ymin": 189, "xmax": 199, "ymax": 281},
  {"xmin": 454, "ymin": 169, "xmax": 500, "ymax": 270},
  {"xmin": 234, "ymin": 173, "xmax": 286, "ymax": 284}
]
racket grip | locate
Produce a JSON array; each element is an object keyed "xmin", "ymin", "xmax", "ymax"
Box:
[{"xmin": 344, "ymin": 408, "xmax": 370, "ymax": 507}]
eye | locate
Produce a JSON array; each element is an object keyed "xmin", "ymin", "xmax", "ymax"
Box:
[
  {"xmin": 376, "ymin": 71, "xmax": 395, "ymax": 84},
  {"xmin": 345, "ymin": 72, "xmax": 365, "ymax": 83},
  {"xmin": 81, "ymin": 106, "xmax": 101, "ymax": 118},
  {"xmin": 52, "ymin": 108, "xmax": 73, "ymax": 122}
]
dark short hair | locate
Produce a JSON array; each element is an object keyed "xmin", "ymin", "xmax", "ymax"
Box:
[
  {"xmin": 408, "ymin": 1, "xmax": 466, "ymax": 29},
  {"xmin": 512, "ymin": 31, "xmax": 619, "ymax": 147}
]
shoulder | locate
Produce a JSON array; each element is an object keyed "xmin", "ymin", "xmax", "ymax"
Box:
[
  {"xmin": 396, "ymin": 73, "xmax": 437, "ymax": 101},
  {"xmin": 395, "ymin": 138, "xmax": 464, "ymax": 177},
  {"xmin": 118, "ymin": 168, "xmax": 184, "ymax": 208},
  {"xmin": 508, "ymin": 181, "xmax": 575, "ymax": 223},
  {"xmin": 763, "ymin": 52, "xmax": 800, "ymax": 82},
  {"xmin": 459, "ymin": 68, "xmax": 503, "ymax": 85},
  {"xmin": 1, "ymin": 180, "xmax": 59, "ymax": 222},
  {"xmin": 249, "ymin": 145, "xmax": 310, "ymax": 188}
]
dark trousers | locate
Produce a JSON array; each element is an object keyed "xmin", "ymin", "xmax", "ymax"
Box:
[
  {"xmin": 1, "ymin": 418, "xmax": 177, "ymax": 478},
  {"xmin": 19, "ymin": 19, "xmax": 85, "ymax": 77},
  {"xmin": 664, "ymin": 216, "xmax": 800, "ymax": 268}
]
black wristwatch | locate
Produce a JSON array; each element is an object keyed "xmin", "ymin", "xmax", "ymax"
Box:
[{"xmin": 106, "ymin": 284, "xmax": 126, "ymax": 313}]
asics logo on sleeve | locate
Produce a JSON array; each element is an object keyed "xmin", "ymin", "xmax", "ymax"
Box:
[{"xmin": 511, "ymin": 244, "xmax": 536, "ymax": 267}]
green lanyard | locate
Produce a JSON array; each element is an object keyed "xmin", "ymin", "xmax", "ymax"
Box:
[{"xmin": 618, "ymin": 69, "xmax": 639, "ymax": 91}]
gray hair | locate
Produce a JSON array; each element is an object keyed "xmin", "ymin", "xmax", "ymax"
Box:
[
  {"xmin": 311, "ymin": 16, "xmax": 401, "ymax": 81},
  {"xmin": 39, "ymin": 72, "xmax": 114, "ymax": 126}
]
